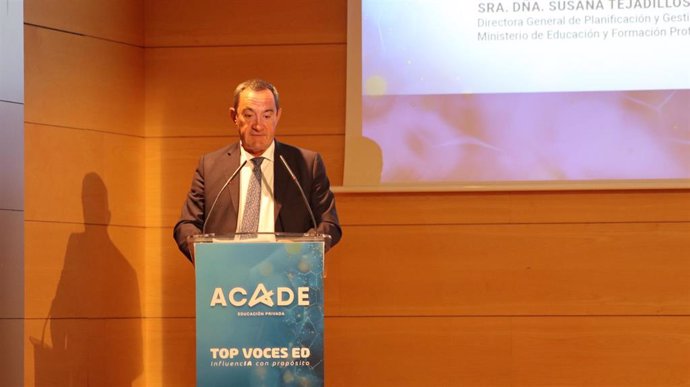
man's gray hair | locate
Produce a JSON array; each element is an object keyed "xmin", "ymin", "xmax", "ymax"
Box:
[{"xmin": 232, "ymin": 79, "xmax": 280, "ymax": 111}]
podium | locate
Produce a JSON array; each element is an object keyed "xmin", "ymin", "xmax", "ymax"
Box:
[{"xmin": 193, "ymin": 233, "xmax": 328, "ymax": 387}]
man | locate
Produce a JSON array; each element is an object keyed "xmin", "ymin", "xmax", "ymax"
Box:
[{"xmin": 173, "ymin": 79, "xmax": 342, "ymax": 262}]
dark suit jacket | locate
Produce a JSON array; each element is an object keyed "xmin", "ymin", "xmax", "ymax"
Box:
[{"xmin": 173, "ymin": 140, "xmax": 342, "ymax": 261}]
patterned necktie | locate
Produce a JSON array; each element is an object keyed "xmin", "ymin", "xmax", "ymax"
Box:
[{"xmin": 239, "ymin": 157, "xmax": 264, "ymax": 236}]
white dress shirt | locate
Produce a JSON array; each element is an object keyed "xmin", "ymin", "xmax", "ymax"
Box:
[{"xmin": 235, "ymin": 141, "xmax": 276, "ymax": 234}]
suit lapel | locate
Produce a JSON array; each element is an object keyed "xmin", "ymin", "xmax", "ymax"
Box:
[
  {"xmin": 226, "ymin": 143, "xmax": 242, "ymax": 222},
  {"xmin": 273, "ymin": 141, "xmax": 289, "ymax": 226}
]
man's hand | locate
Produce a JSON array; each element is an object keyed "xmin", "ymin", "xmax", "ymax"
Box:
[{"xmin": 186, "ymin": 235, "xmax": 197, "ymax": 265}]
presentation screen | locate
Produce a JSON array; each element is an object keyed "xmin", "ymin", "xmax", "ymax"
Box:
[{"xmin": 344, "ymin": 0, "xmax": 690, "ymax": 191}]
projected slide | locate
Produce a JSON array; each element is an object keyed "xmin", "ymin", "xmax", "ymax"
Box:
[{"xmin": 345, "ymin": 0, "xmax": 690, "ymax": 189}]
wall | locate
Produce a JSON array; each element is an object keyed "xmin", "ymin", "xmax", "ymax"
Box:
[
  {"xmin": 23, "ymin": 1, "xmax": 146, "ymax": 385},
  {"xmin": 21, "ymin": 0, "xmax": 690, "ymax": 386},
  {"xmin": 145, "ymin": 1, "xmax": 690, "ymax": 386},
  {"xmin": 144, "ymin": 2, "xmax": 347, "ymax": 385},
  {"xmin": 1, "ymin": 1, "xmax": 24, "ymax": 386}
]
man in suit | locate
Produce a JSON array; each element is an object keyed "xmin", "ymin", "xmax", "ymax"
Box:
[{"xmin": 173, "ymin": 79, "xmax": 342, "ymax": 262}]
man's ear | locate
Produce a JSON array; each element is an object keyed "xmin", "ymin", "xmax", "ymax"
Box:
[{"xmin": 229, "ymin": 107, "xmax": 238, "ymax": 124}]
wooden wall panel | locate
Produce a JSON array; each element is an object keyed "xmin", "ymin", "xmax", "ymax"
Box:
[
  {"xmin": 141, "ymin": 317, "xmax": 195, "ymax": 387},
  {"xmin": 25, "ymin": 123, "xmax": 144, "ymax": 226},
  {"xmin": 146, "ymin": 135, "xmax": 343, "ymax": 228},
  {"xmin": 325, "ymin": 223, "xmax": 690, "ymax": 316},
  {"xmin": 24, "ymin": 3, "xmax": 147, "ymax": 387},
  {"xmin": 24, "ymin": 221, "xmax": 145, "ymax": 319},
  {"xmin": 510, "ymin": 317, "xmax": 690, "ymax": 386},
  {"xmin": 25, "ymin": 0, "xmax": 143, "ymax": 46},
  {"xmin": 325, "ymin": 317, "xmax": 690, "ymax": 386},
  {"xmin": 325, "ymin": 317, "xmax": 513, "ymax": 386},
  {"xmin": 146, "ymin": 221, "xmax": 690, "ymax": 318},
  {"xmin": 144, "ymin": 228, "xmax": 195, "ymax": 317},
  {"xmin": 145, "ymin": 45, "xmax": 345, "ymax": 137},
  {"xmin": 24, "ymin": 26, "xmax": 144, "ymax": 136},
  {"xmin": 25, "ymin": 318, "xmax": 145, "ymax": 387},
  {"xmin": 335, "ymin": 190, "xmax": 690, "ymax": 225},
  {"xmin": 114, "ymin": 315, "xmax": 690, "ymax": 386},
  {"xmin": 143, "ymin": 0, "xmax": 690, "ymax": 380},
  {"xmin": 145, "ymin": 0, "xmax": 346, "ymax": 47}
]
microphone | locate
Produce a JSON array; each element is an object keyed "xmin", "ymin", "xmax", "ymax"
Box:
[
  {"xmin": 203, "ymin": 160, "xmax": 248, "ymax": 234},
  {"xmin": 279, "ymin": 155, "xmax": 318, "ymax": 232}
]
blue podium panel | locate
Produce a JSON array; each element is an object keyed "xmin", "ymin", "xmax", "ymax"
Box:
[{"xmin": 195, "ymin": 240, "xmax": 324, "ymax": 387}]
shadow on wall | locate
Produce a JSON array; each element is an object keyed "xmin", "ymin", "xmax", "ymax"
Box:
[{"xmin": 31, "ymin": 173, "xmax": 143, "ymax": 387}]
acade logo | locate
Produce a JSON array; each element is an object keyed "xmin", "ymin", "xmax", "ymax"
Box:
[{"xmin": 209, "ymin": 283, "xmax": 310, "ymax": 308}]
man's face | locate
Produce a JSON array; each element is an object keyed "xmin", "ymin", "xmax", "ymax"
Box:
[{"xmin": 231, "ymin": 88, "xmax": 281, "ymax": 156}]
